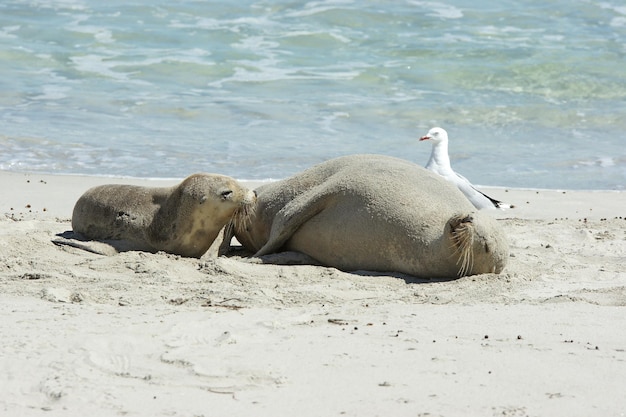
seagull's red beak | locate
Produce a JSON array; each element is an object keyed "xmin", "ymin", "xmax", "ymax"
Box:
[{"xmin": 419, "ymin": 135, "xmax": 430, "ymax": 141}]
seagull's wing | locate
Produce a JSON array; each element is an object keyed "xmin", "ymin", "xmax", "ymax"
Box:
[{"xmin": 453, "ymin": 172, "xmax": 510, "ymax": 210}]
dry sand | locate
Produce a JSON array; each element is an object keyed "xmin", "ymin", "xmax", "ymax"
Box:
[{"xmin": 1, "ymin": 170, "xmax": 625, "ymax": 417}]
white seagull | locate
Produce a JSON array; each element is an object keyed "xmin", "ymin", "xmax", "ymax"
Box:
[{"xmin": 419, "ymin": 127, "xmax": 513, "ymax": 210}]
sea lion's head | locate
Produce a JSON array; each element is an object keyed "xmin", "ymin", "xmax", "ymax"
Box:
[
  {"xmin": 448, "ymin": 212, "xmax": 509, "ymax": 276},
  {"xmin": 164, "ymin": 173, "xmax": 256, "ymax": 257},
  {"xmin": 179, "ymin": 173, "xmax": 256, "ymax": 218}
]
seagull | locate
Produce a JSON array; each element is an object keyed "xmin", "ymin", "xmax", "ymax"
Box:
[{"xmin": 419, "ymin": 127, "xmax": 513, "ymax": 210}]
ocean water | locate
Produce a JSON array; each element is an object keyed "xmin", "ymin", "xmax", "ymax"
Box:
[{"xmin": 1, "ymin": 0, "xmax": 625, "ymax": 190}]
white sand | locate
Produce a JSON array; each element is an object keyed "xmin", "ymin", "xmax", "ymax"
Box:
[{"xmin": 1, "ymin": 170, "xmax": 625, "ymax": 416}]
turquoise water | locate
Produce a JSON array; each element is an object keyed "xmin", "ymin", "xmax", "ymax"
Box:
[{"xmin": 1, "ymin": 0, "xmax": 625, "ymax": 189}]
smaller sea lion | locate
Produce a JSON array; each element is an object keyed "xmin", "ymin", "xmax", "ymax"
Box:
[{"xmin": 71, "ymin": 173, "xmax": 255, "ymax": 258}]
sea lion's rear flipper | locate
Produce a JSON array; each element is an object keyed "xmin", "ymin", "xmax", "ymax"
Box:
[
  {"xmin": 254, "ymin": 186, "xmax": 333, "ymax": 257},
  {"xmin": 52, "ymin": 231, "xmax": 119, "ymax": 256},
  {"xmin": 52, "ymin": 231, "xmax": 155, "ymax": 256}
]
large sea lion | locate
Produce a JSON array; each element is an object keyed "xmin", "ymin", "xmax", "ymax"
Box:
[
  {"xmin": 71, "ymin": 173, "xmax": 255, "ymax": 258},
  {"xmin": 230, "ymin": 155, "xmax": 508, "ymax": 278}
]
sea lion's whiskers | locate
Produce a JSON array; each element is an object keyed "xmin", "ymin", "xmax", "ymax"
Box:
[
  {"xmin": 232, "ymin": 199, "xmax": 255, "ymax": 234},
  {"xmin": 450, "ymin": 215, "xmax": 475, "ymax": 277}
]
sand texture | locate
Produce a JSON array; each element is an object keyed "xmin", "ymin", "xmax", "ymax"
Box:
[{"xmin": 1, "ymin": 171, "xmax": 625, "ymax": 416}]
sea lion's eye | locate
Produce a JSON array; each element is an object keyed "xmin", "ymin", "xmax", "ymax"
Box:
[{"xmin": 220, "ymin": 190, "xmax": 233, "ymax": 200}]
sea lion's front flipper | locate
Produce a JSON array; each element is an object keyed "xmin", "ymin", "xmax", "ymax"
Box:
[
  {"xmin": 218, "ymin": 222, "xmax": 236, "ymax": 255},
  {"xmin": 254, "ymin": 186, "xmax": 333, "ymax": 257}
]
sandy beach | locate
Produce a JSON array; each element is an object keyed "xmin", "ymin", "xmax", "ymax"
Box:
[{"xmin": 1, "ymin": 170, "xmax": 625, "ymax": 417}]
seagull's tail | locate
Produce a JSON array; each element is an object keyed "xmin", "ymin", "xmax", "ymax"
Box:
[{"xmin": 478, "ymin": 189, "xmax": 515, "ymax": 210}]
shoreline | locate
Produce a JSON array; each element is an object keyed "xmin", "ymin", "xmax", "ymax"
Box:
[
  {"xmin": 1, "ymin": 168, "xmax": 625, "ymax": 416},
  {"xmin": 2, "ymin": 169, "xmax": 624, "ymax": 221},
  {"xmin": 3, "ymin": 168, "xmax": 625, "ymax": 192}
]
